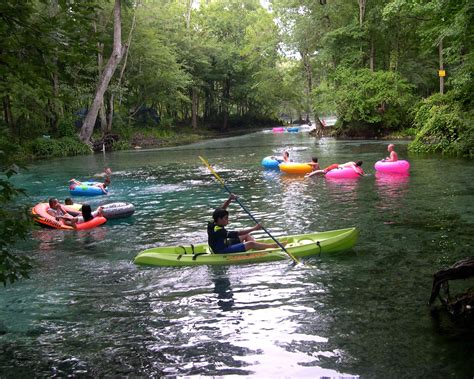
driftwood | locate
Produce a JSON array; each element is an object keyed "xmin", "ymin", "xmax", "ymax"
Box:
[{"xmin": 429, "ymin": 257, "xmax": 474, "ymax": 319}]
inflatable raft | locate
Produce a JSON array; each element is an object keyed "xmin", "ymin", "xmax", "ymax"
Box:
[
  {"xmin": 374, "ymin": 160, "xmax": 410, "ymax": 174},
  {"xmin": 286, "ymin": 127, "xmax": 300, "ymax": 132},
  {"xmin": 31, "ymin": 203, "xmax": 107, "ymax": 230},
  {"xmin": 134, "ymin": 227, "xmax": 358, "ymax": 267},
  {"xmin": 101, "ymin": 202, "xmax": 135, "ymax": 219},
  {"xmin": 272, "ymin": 127, "xmax": 284, "ymax": 133},
  {"xmin": 69, "ymin": 181, "xmax": 107, "ymax": 196},
  {"xmin": 279, "ymin": 162, "xmax": 313, "ymax": 174}
]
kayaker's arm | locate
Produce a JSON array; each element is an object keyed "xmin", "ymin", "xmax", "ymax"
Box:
[{"xmin": 221, "ymin": 193, "xmax": 237, "ymax": 210}]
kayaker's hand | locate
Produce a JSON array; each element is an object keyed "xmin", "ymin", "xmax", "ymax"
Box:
[
  {"xmin": 229, "ymin": 193, "xmax": 238, "ymax": 201},
  {"xmin": 254, "ymin": 223, "xmax": 263, "ymax": 231}
]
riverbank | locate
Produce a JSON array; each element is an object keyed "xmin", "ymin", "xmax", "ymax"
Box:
[{"xmin": 127, "ymin": 125, "xmax": 268, "ymax": 150}]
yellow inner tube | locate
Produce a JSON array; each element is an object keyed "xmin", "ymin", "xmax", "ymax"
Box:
[{"xmin": 279, "ymin": 163, "xmax": 313, "ymax": 174}]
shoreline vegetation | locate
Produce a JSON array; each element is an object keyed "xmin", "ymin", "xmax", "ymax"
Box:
[{"xmin": 22, "ymin": 122, "xmax": 421, "ymax": 162}]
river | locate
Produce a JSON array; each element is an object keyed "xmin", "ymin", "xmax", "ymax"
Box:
[{"xmin": 1, "ymin": 130, "xmax": 473, "ymax": 377}]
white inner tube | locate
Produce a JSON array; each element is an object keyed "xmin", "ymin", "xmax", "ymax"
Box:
[{"xmin": 101, "ymin": 202, "xmax": 135, "ymax": 219}]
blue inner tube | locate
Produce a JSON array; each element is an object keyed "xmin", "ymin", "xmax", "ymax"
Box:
[
  {"xmin": 69, "ymin": 182, "xmax": 107, "ymax": 196},
  {"xmin": 261, "ymin": 156, "xmax": 282, "ymax": 169}
]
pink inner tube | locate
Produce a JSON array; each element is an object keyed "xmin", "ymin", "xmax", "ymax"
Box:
[
  {"xmin": 272, "ymin": 127, "xmax": 284, "ymax": 132},
  {"xmin": 325, "ymin": 167, "xmax": 361, "ymax": 179},
  {"xmin": 374, "ymin": 160, "xmax": 410, "ymax": 174}
]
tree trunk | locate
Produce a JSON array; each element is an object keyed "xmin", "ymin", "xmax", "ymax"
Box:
[
  {"xmin": 2, "ymin": 95, "xmax": 15, "ymax": 136},
  {"xmin": 221, "ymin": 78, "xmax": 230, "ymax": 131},
  {"xmin": 301, "ymin": 50, "xmax": 313, "ymax": 122},
  {"xmin": 110, "ymin": 4, "xmax": 137, "ymax": 131},
  {"xmin": 369, "ymin": 35, "xmax": 375, "ymax": 71},
  {"xmin": 192, "ymin": 86, "xmax": 198, "ymax": 129},
  {"xmin": 48, "ymin": 0, "xmax": 60, "ymax": 136},
  {"xmin": 80, "ymin": 0, "xmax": 125, "ymax": 144},
  {"xmin": 185, "ymin": 0, "xmax": 193, "ymax": 30},
  {"xmin": 359, "ymin": 0, "xmax": 366, "ymax": 66},
  {"xmin": 97, "ymin": 39, "xmax": 108, "ymax": 133},
  {"xmin": 48, "ymin": 72, "xmax": 60, "ymax": 136},
  {"xmin": 359, "ymin": 0, "xmax": 366, "ymax": 27},
  {"xmin": 439, "ymin": 38, "xmax": 444, "ymax": 94},
  {"xmin": 185, "ymin": 0, "xmax": 199, "ymax": 130}
]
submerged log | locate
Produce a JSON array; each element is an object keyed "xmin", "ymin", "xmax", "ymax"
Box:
[{"xmin": 429, "ymin": 257, "xmax": 474, "ymax": 320}]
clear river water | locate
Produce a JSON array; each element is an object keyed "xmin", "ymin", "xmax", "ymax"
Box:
[{"xmin": 1, "ymin": 130, "xmax": 474, "ymax": 377}]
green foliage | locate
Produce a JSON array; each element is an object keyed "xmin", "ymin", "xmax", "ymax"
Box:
[
  {"xmin": 0, "ymin": 0, "xmax": 472, "ymax": 155},
  {"xmin": 111, "ymin": 140, "xmax": 131, "ymax": 151},
  {"xmin": 0, "ymin": 134, "xmax": 33, "ymax": 286},
  {"xmin": 324, "ymin": 68, "xmax": 416, "ymax": 135},
  {"xmin": 29, "ymin": 136, "xmax": 91, "ymax": 158},
  {"xmin": 409, "ymin": 93, "xmax": 473, "ymax": 157},
  {"xmin": 57, "ymin": 116, "xmax": 78, "ymax": 137}
]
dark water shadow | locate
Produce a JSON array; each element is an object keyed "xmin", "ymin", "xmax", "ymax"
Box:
[{"xmin": 209, "ymin": 266, "xmax": 235, "ymax": 311}]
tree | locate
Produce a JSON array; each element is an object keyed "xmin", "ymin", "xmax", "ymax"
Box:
[
  {"xmin": 0, "ymin": 136, "xmax": 32, "ymax": 286},
  {"xmin": 80, "ymin": 0, "xmax": 126, "ymax": 144}
]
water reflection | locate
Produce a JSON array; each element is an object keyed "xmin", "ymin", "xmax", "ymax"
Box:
[
  {"xmin": 324, "ymin": 177, "xmax": 360, "ymax": 204},
  {"xmin": 32, "ymin": 226, "xmax": 109, "ymax": 254},
  {"xmin": 33, "ymin": 228, "xmax": 66, "ymax": 252},
  {"xmin": 213, "ymin": 278, "xmax": 235, "ymax": 311},
  {"xmin": 374, "ymin": 172, "xmax": 410, "ymax": 225},
  {"xmin": 208, "ymin": 266, "xmax": 234, "ymax": 311},
  {"xmin": 375, "ymin": 172, "xmax": 410, "ymax": 203}
]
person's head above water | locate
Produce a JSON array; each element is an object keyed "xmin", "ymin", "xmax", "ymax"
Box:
[
  {"xmin": 212, "ymin": 208, "xmax": 229, "ymax": 225},
  {"xmin": 48, "ymin": 198, "xmax": 59, "ymax": 207},
  {"xmin": 81, "ymin": 204, "xmax": 93, "ymax": 222}
]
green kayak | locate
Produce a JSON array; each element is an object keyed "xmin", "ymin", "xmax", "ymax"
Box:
[{"xmin": 134, "ymin": 227, "xmax": 358, "ymax": 267}]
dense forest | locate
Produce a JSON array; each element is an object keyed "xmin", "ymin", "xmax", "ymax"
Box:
[{"xmin": 0, "ymin": 0, "xmax": 472, "ymax": 159}]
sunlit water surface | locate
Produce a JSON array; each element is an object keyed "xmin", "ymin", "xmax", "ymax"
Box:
[{"xmin": 1, "ymin": 131, "xmax": 474, "ymax": 377}]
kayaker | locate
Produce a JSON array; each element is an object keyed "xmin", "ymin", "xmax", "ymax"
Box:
[
  {"xmin": 282, "ymin": 151, "xmax": 290, "ymax": 162},
  {"xmin": 207, "ymin": 193, "xmax": 285, "ymax": 254},
  {"xmin": 383, "ymin": 144, "xmax": 398, "ymax": 162},
  {"xmin": 305, "ymin": 161, "xmax": 364, "ymax": 178}
]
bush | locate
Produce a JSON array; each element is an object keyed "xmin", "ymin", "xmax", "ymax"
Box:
[
  {"xmin": 57, "ymin": 116, "xmax": 77, "ymax": 137},
  {"xmin": 322, "ymin": 68, "xmax": 417, "ymax": 136},
  {"xmin": 408, "ymin": 92, "xmax": 474, "ymax": 157},
  {"xmin": 0, "ymin": 134, "xmax": 33, "ymax": 286},
  {"xmin": 112, "ymin": 140, "xmax": 131, "ymax": 151},
  {"xmin": 28, "ymin": 136, "xmax": 91, "ymax": 158}
]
